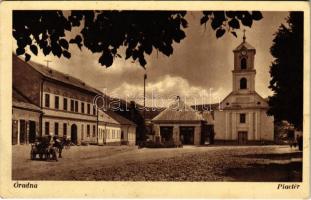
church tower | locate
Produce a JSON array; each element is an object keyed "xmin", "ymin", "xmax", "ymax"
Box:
[
  {"xmin": 232, "ymin": 31, "xmax": 256, "ymax": 93},
  {"xmin": 212, "ymin": 30, "xmax": 274, "ymax": 145}
]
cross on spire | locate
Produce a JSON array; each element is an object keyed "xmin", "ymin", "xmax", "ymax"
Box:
[{"xmin": 242, "ymin": 29, "xmax": 246, "ymax": 43}]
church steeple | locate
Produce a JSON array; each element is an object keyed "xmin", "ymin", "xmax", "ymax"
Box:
[{"xmin": 232, "ymin": 33, "xmax": 257, "ymax": 93}]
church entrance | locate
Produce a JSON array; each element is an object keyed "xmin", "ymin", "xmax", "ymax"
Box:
[
  {"xmin": 238, "ymin": 131, "xmax": 248, "ymax": 144},
  {"xmin": 180, "ymin": 126, "xmax": 194, "ymax": 145}
]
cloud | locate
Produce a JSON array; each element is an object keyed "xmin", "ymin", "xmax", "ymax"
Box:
[
  {"xmin": 13, "ymin": 11, "xmax": 288, "ymax": 108},
  {"xmin": 109, "ymin": 75, "xmax": 228, "ymax": 107}
]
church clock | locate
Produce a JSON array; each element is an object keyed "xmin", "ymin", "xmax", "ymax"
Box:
[{"xmin": 241, "ymin": 50, "xmax": 247, "ymax": 55}]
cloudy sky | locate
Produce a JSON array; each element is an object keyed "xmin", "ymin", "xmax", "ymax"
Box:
[{"xmin": 15, "ymin": 11, "xmax": 289, "ymax": 107}]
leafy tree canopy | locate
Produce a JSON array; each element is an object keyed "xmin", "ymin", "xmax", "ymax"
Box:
[
  {"xmin": 268, "ymin": 12, "xmax": 303, "ymax": 130},
  {"xmin": 13, "ymin": 11, "xmax": 262, "ymax": 67}
]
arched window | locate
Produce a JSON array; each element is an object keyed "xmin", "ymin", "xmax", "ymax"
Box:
[
  {"xmin": 240, "ymin": 78, "xmax": 247, "ymax": 89},
  {"xmin": 241, "ymin": 58, "xmax": 247, "ymax": 69}
]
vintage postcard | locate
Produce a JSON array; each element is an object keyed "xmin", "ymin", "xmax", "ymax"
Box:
[{"xmin": 0, "ymin": 1, "xmax": 310, "ymax": 198}]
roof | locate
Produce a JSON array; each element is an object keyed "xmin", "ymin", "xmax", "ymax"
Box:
[
  {"xmin": 104, "ymin": 110, "xmax": 136, "ymax": 126},
  {"xmin": 98, "ymin": 110, "xmax": 120, "ymax": 125},
  {"xmin": 201, "ymin": 111, "xmax": 215, "ymax": 125},
  {"xmin": 191, "ymin": 104, "xmax": 220, "ymax": 112},
  {"xmin": 14, "ymin": 55, "xmax": 101, "ymax": 95},
  {"xmin": 152, "ymin": 98, "xmax": 204, "ymax": 122},
  {"xmin": 13, "ymin": 88, "xmax": 41, "ymax": 112},
  {"xmin": 233, "ymin": 41, "xmax": 255, "ymax": 51},
  {"xmin": 141, "ymin": 108, "xmax": 166, "ymax": 120}
]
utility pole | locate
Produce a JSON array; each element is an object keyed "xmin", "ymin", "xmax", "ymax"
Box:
[{"xmin": 143, "ymin": 73, "xmax": 147, "ymax": 121}]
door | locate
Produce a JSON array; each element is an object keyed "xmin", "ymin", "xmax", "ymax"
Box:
[
  {"xmin": 19, "ymin": 120, "xmax": 26, "ymax": 144},
  {"xmin": 71, "ymin": 124, "xmax": 78, "ymax": 144},
  {"xmin": 12, "ymin": 120, "xmax": 18, "ymax": 145},
  {"xmin": 180, "ymin": 126, "xmax": 194, "ymax": 145},
  {"xmin": 121, "ymin": 131, "xmax": 124, "ymax": 140},
  {"xmin": 160, "ymin": 126, "xmax": 173, "ymax": 142},
  {"xmin": 238, "ymin": 131, "xmax": 248, "ymax": 144},
  {"xmin": 29, "ymin": 121, "xmax": 36, "ymax": 143}
]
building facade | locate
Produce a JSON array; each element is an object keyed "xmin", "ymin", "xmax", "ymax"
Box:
[
  {"xmin": 12, "ymin": 88, "xmax": 42, "ymax": 145},
  {"xmin": 151, "ymin": 37, "xmax": 274, "ymax": 145},
  {"xmin": 213, "ymin": 37, "xmax": 274, "ymax": 144},
  {"xmin": 13, "ymin": 55, "xmax": 99, "ymax": 145},
  {"xmin": 152, "ymin": 98, "xmax": 205, "ymax": 145},
  {"xmin": 13, "ymin": 55, "xmax": 137, "ymax": 146},
  {"xmin": 104, "ymin": 111, "xmax": 136, "ymax": 145},
  {"xmin": 98, "ymin": 110, "xmax": 122, "ymax": 145}
]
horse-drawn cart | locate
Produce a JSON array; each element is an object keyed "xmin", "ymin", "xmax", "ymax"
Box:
[
  {"xmin": 30, "ymin": 136, "xmax": 64, "ymax": 161},
  {"xmin": 30, "ymin": 142, "xmax": 58, "ymax": 161}
]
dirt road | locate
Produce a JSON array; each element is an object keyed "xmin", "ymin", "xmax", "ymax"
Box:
[{"xmin": 12, "ymin": 145, "xmax": 302, "ymax": 181}]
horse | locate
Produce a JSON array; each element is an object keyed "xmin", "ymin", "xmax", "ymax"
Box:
[
  {"xmin": 62, "ymin": 137, "xmax": 72, "ymax": 149},
  {"xmin": 30, "ymin": 137, "xmax": 58, "ymax": 161},
  {"xmin": 52, "ymin": 136, "xmax": 66, "ymax": 158}
]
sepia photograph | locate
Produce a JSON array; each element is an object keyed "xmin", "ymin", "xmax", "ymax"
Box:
[{"xmin": 0, "ymin": 1, "xmax": 309, "ymax": 198}]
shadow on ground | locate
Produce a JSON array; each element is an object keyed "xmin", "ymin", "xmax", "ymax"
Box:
[
  {"xmin": 223, "ymin": 161, "xmax": 302, "ymax": 182},
  {"xmin": 235, "ymin": 151, "xmax": 302, "ymax": 160}
]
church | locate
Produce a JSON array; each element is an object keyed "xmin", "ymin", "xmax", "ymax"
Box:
[
  {"xmin": 151, "ymin": 35, "xmax": 274, "ymax": 145},
  {"xmin": 212, "ymin": 35, "xmax": 274, "ymax": 144}
]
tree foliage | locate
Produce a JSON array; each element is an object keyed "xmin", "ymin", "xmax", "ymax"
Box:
[
  {"xmin": 200, "ymin": 11, "xmax": 262, "ymax": 38},
  {"xmin": 114, "ymin": 101, "xmax": 147, "ymax": 143},
  {"xmin": 268, "ymin": 12, "xmax": 303, "ymax": 130},
  {"xmin": 13, "ymin": 10, "xmax": 262, "ymax": 68}
]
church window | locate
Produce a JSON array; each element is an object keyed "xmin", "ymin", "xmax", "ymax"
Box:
[
  {"xmin": 241, "ymin": 58, "xmax": 247, "ymax": 69},
  {"xmin": 240, "ymin": 78, "xmax": 247, "ymax": 89},
  {"xmin": 240, "ymin": 113, "xmax": 246, "ymax": 123}
]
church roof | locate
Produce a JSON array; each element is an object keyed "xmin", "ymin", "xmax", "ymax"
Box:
[
  {"xmin": 219, "ymin": 91, "xmax": 269, "ymax": 109},
  {"xmin": 152, "ymin": 98, "xmax": 204, "ymax": 122},
  {"xmin": 233, "ymin": 41, "xmax": 255, "ymax": 51}
]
